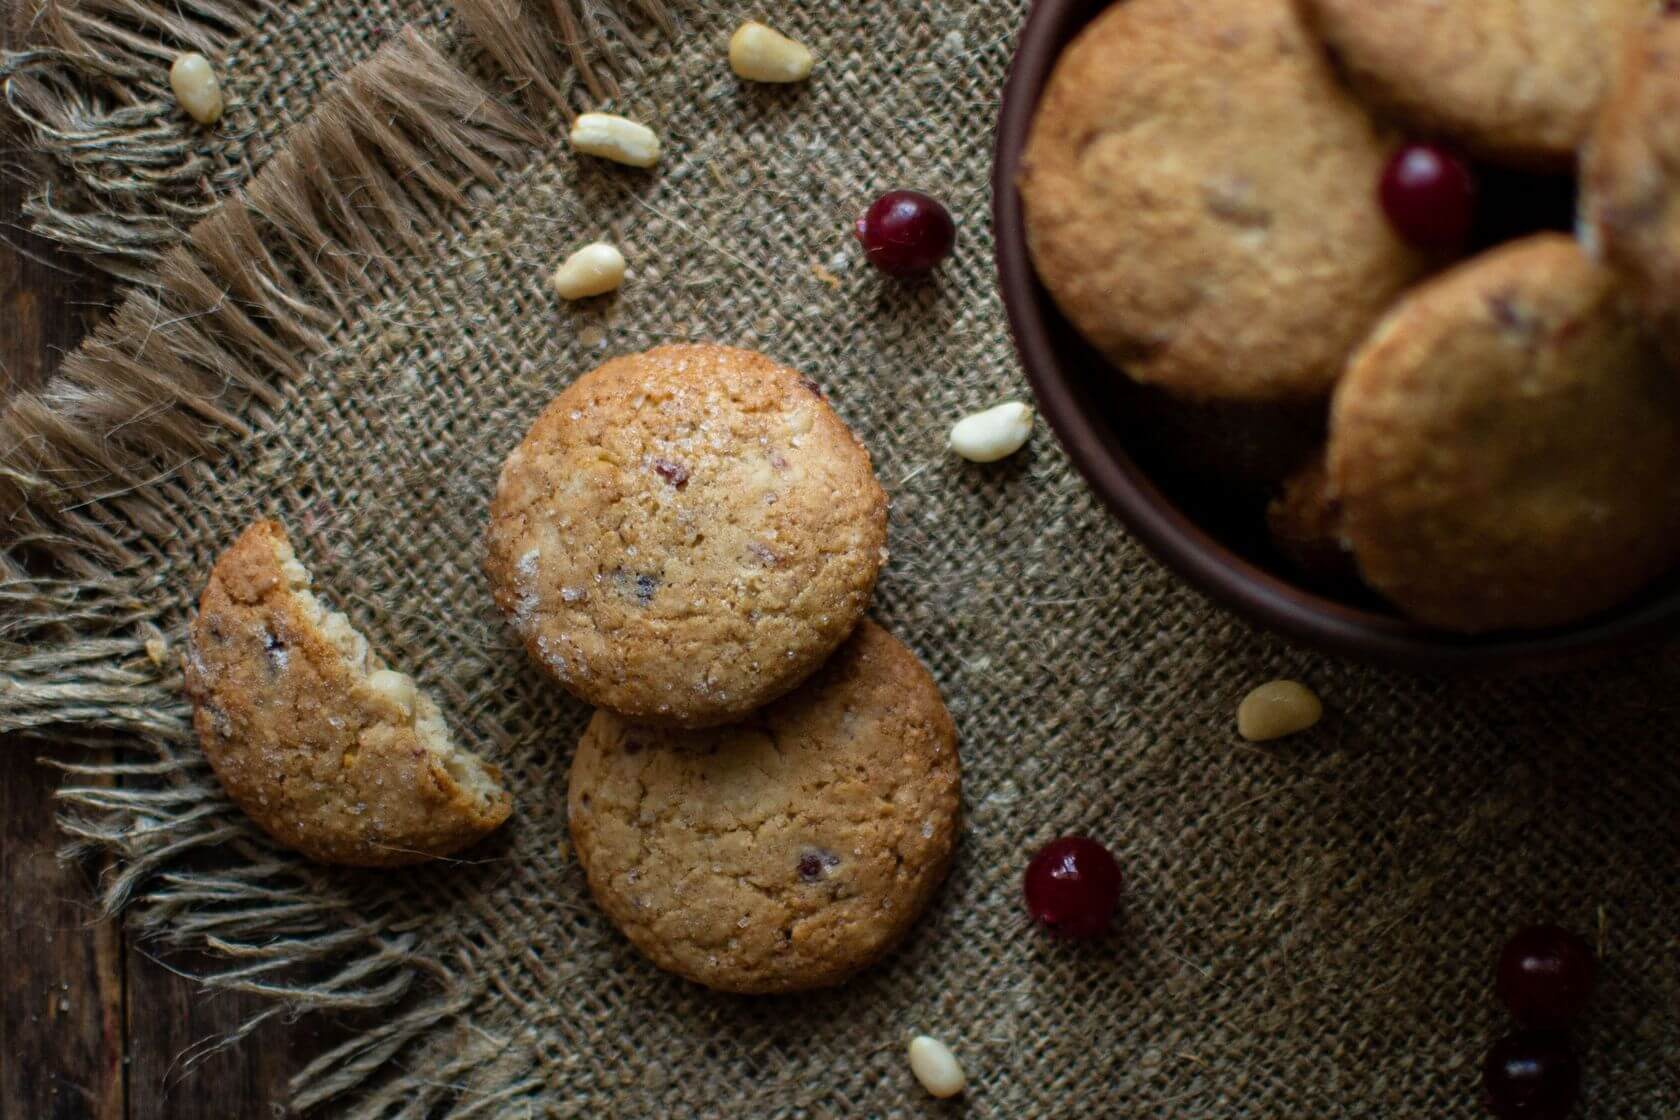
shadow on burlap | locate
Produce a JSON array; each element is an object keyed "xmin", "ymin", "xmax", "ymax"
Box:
[{"xmin": 1, "ymin": 0, "xmax": 1677, "ymax": 1115}]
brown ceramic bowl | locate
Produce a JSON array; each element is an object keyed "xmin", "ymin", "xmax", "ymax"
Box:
[{"xmin": 991, "ymin": 0, "xmax": 1680, "ymax": 673}]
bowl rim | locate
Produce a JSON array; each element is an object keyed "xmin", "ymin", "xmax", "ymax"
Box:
[{"xmin": 990, "ymin": 0, "xmax": 1680, "ymax": 674}]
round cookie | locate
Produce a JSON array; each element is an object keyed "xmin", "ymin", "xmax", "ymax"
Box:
[
  {"xmin": 1299, "ymin": 0, "xmax": 1651, "ymax": 165},
  {"xmin": 1019, "ymin": 0, "xmax": 1424, "ymax": 404},
  {"xmin": 485, "ymin": 343, "xmax": 888, "ymax": 729},
  {"xmin": 185, "ymin": 520, "xmax": 512, "ymax": 866},
  {"xmin": 1328, "ymin": 234, "xmax": 1680, "ymax": 633},
  {"xmin": 567, "ymin": 621, "xmax": 959, "ymax": 994},
  {"xmin": 1583, "ymin": 9, "xmax": 1680, "ymax": 364}
]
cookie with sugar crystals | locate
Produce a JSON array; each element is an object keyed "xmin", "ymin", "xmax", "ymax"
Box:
[
  {"xmin": 484, "ymin": 342, "xmax": 888, "ymax": 729},
  {"xmin": 1019, "ymin": 0, "xmax": 1423, "ymax": 404},
  {"xmin": 184, "ymin": 520, "xmax": 512, "ymax": 866},
  {"xmin": 1328, "ymin": 234, "xmax": 1680, "ymax": 633},
  {"xmin": 567, "ymin": 621, "xmax": 959, "ymax": 994},
  {"xmin": 1299, "ymin": 0, "xmax": 1652, "ymax": 165}
]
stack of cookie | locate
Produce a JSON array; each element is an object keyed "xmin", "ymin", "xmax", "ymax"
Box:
[
  {"xmin": 1020, "ymin": 0, "xmax": 1680, "ymax": 633},
  {"xmin": 183, "ymin": 344, "xmax": 960, "ymax": 995},
  {"xmin": 484, "ymin": 342, "xmax": 960, "ymax": 994}
]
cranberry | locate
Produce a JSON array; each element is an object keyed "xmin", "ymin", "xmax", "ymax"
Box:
[
  {"xmin": 1496, "ymin": 925, "xmax": 1596, "ymax": 1028},
  {"xmin": 1378, "ymin": 143, "xmax": 1476, "ymax": 250},
  {"xmin": 1483, "ymin": 1031, "xmax": 1581, "ymax": 1120},
  {"xmin": 854, "ymin": 190, "xmax": 956, "ymax": 277},
  {"xmin": 651, "ymin": 458, "xmax": 689, "ymax": 488},
  {"xmin": 1023, "ymin": 836, "xmax": 1121, "ymax": 938}
]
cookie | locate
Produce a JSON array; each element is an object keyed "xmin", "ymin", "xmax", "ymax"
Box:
[
  {"xmin": 1019, "ymin": 0, "xmax": 1423, "ymax": 404},
  {"xmin": 184, "ymin": 521, "xmax": 512, "ymax": 866},
  {"xmin": 485, "ymin": 343, "xmax": 888, "ymax": 729},
  {"xmin": 567, "ymin": 621, "xmax": 959, "ymax": 994},
  {"xmin": 1328, "ymin": 234, "xmax": 1680, "ymax": 632},
  {"xmin": 1265, "ymin": 450, "xmax": 1361, "ymax": 592},
  {"xmin": 1299, "ymin": 0, "xmax": 1651, "ymax": 165},
  {"xmin": 1583, "ymin": 9, "xmax": 1680, "ymax": 364}
]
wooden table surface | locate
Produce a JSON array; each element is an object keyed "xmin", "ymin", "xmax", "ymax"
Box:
[{"xmin": 0, "ymin": 14, "xmax": 327, "ymax": 1115}]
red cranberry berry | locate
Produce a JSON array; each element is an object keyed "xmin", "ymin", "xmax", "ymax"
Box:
[
  {"xmin": 1023, "ymin": 836, "xmax": 1121, "ymax": 938},
  {"xmin": 1483, "ymin": 1031, "xmax": 1581, "ymax": 1120},
  {"xmin": 1378, "ymin": 143, "xmax": 1476, "ymax": 249},
  {"xmin": 1496, "ymin": 925, "xmax": 1597, "ymax": 1028},
  {"xmin": 854, "ymin": 190, "xmax": 956, "ymax": 277}
]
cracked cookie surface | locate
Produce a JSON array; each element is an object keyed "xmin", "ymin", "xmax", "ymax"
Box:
[
  {"xmin": 567, "ymin": 621, "xmax": 960, "ymax": 994},
  {"xmin": 1328, "ymin": 235, "xmax": 1680, "ymax": 632},
  {"xmin": 185, "ymin": 520, "xmax": 512, "ymax": 866},
  {"xmin": 485, "ymin": 343, "xmax": 888, "ymax": 729},
  {"xmin": 1019, "ymin": 0, "xmax": 1423, "ymax": 403},
  {"xmin": 1300, "ymin": 0, "xmax": 1651, "ymax": 165}
]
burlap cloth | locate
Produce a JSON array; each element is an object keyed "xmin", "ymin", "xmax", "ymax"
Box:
[{"xmin": 3, "ymin": 0, "xmax": 1677, "ymax": 1115}]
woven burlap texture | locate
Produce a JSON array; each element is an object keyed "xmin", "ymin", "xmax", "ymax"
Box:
[{"xmin": 4, "ymin": 0, "xmax": 1679, "ymax": 1115}]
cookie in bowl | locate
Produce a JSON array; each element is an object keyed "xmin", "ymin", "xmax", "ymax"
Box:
[
  {"xmin": 485, "ymin": 343, "xmax": 888, "ymax": 729},
  {"xmin": 1266, "ymin": 450, "xmax": 1361, "ymax": 594},
  {"xmin": 1018, "ymin": 0, "xmax": 1424, "ymax": 405},
  {"xmin": 184, "ymin": 520, "xmax": 512, "ymax": 866},
  {"xmin": 1328, "ymin": 234, "xmax": 1680, "ymax": 633},
  {"xmin": 1299, "ymin": 0, "xmax": 1650, "ymax": 167},
  {"xmin": 1582, "ymin": 6, "xmax": 1680, "ymax": 364},
  {"xmin": 567, "ymin": 621, "xmax": 959, "ymax": 994}
]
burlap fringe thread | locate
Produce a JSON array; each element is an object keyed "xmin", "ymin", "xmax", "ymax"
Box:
[
  {"xmin": 1, "ymin": 0, "xmax": 673, "ymax": 279},
  {"xmin": 1, "ymin": 2, "xmax": 672, "ymax": 1111},
  {"xmin": 1, "ymin": 0, "xmax": 269, "ymax": 281}
]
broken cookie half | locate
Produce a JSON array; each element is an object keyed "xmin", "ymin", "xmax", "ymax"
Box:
[{"xmin": 184, "ymin": 520, "xmax": 511, "ymax": 866}]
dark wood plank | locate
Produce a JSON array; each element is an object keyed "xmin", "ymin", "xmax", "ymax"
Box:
[
  {"xmin": 0, "ymin": 739, "xmax": 125, "ymax": 1120},
  {"xmin": 1, "ymin": 21, "xmax": 128, "ymax": 1107},
  {"xmin": 123, "ymin": 950, "xmax": 325, "ymax": 1119}
]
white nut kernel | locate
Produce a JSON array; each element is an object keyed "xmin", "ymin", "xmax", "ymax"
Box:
[
  {"xmin": 728, "ymin": 21, "xmax": 815, "ymax": 82},
  {"xmin": 550, "ymin": 242, "xmax": 627, "ymax": 300},
  {"xmin": 569, "ymin": 112, "xmax": 661, "ymax": 168},
  {"xmin": 950, "ymin": 401, "xmax": 1034, "ymax": 462},
  {"xmin": 907, "ymin": 1035, "xmax": 966, "ymax": 1099},
  {"xmin": 169, "ymin": 52, "xmax": 224, "ymax": 125},
  {"xmin": 1237, "ymin": 680, "xmax": 1322, "ymax": 741}
]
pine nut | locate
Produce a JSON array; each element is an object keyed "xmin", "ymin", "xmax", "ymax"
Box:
[
  {"xmin": 1237, "ymin": 680, "xmax": 1322, "ymax": 741},
  {"xmin": 169, "ymin": 52, "xmax": 224, "ymax": 125},
  {"xmin": 950, "ymin": 401, "xmax": 1033, "ymax": 462},
  {"xmin": 569, "ymin": 112, "xmax": 661, "ymax": 168},
  {"xmin": 907, "ymin": 1035, "xmax": 966, "ymax": 1098},
  {"xmin": 550, "ymin": 242, "xmax": 627, "ymax": 300},
  {"xmin": 728, "ymin": 21, "xmax": 815, "ymax": 83}
]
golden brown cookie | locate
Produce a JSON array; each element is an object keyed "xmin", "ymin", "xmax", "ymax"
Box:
[
  {"xmin": 1583, "ymin": 9, "xmax": 1680, "ymax": 364},
  {"xmin": 1019, "ymin": 0, "xmax": 1423, "ymax": 403},
  {"xmin": 1328, "ymin": 234, "xmax": 1680, "ymax": 632},
  {"xmin": 485, "ymin": 343, "xmax": 888, "ymax": 729},
  {"xmin": 1299, "ymin": 0, "xmax": 1652, "ymax": 165},
  {"xmin": 184, "ymin": 521, "xmax": 512, "ymax": 866},
  {"xmin": 567, "ymin": 621, "xmax": 959, "ymax": 994}
]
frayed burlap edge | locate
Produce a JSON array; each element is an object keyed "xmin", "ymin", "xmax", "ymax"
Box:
[
  {"xmin": 1, "ymin": 0, "xmax": 676, "ymax": 280},
  {"xmin": 1, "ymin": 0, "xmax": 271, "ymax": 281},
  {"xmin": 0, "ymin": 4, "xmax": 676, "ymax": 1107}
]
